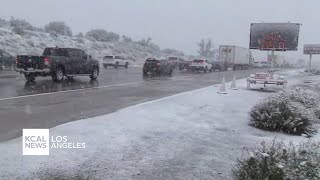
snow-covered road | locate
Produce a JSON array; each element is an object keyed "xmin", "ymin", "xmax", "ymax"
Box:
[{"xmin": 0, "ymin": 69, "xmax": 319, "ymax": 180}]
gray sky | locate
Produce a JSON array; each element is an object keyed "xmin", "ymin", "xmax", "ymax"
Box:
[{"xmin": 0, "ymin": 0, "xmax": 319, "ymax": 62}]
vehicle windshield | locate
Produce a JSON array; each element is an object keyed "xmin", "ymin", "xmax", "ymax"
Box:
[
  {"xmin": 0, "ymin": 1, "xmax": 316, "ymax": 180},
  {"xmin": 114, "ymin": 56, "xmax": 122, "ymax": 59},
  {"xmin": 193, "ymin": 60, "xmax": 204, "ymax": 63},
  {"xmin": 168, "ymin": 57, "xmax": 178, "ymax": 60},
  {"xmin": 43, "ymin": 48, "xmax": 69, "ymax": 57},
  {"xmin": 103, "ymin": 56, "xmax": 113, "ymax": 59},
  {"xmin": 146, "ymin": 58, "xmax": 157, "ymax": 62}
]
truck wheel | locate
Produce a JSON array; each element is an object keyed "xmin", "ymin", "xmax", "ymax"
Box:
[
  {"xmin": 90, "ymin": 67, "xmax": 99, "ymax": 80},
  {"xmin": 169, "ymin": 69, "xmax": 173, "ymax": 76},
  {"xmin": 125, "ymin": 62, "xmax": 129, "ymax": 68},
  {"xmin": 143, "ymin": 71, "xmax": 148, "ymax": 77},
  {"xmin": 24, "ymin": 73, "xmax": 36, "ymax": 82},
  {"xmin": 66, "ymin": 75, "xmax": 74, "ymax": 81},
  {"xmin": 204, "ymin": 67, "xmax": 208, "ymax": 73},
  {"xmin": 52, "ymin": 66, "xmax": 64, "ymax": 82},
  {"xmin": 114, "ymin": 62, "xmax": 119, "ymax": 68}
]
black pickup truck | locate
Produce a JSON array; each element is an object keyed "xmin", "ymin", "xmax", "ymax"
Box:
[{"xmin": 16, "ymin": 47, "xmax": 99, "ymax": 82}]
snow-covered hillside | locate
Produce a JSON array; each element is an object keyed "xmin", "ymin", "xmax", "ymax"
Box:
[{"xmin": 0, "ymin": 27, "xmax": 184, "ymax": 65}]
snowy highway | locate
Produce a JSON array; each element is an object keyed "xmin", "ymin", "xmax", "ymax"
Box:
[
  {"xmin": 2, "ymin": 69, "xmax": 317, "ymax": 180},
  {"xmin": 0, "ymin": 1, "xmax": 317, "ymax": 179},
  {"xmin": 0, "ymin": 68, "xmax": 265, "ymax": 141}
]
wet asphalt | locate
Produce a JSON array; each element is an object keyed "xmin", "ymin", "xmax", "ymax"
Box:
[{"xmin": 0, "ymin": 67, "xmax": 265, "ymax": 142}]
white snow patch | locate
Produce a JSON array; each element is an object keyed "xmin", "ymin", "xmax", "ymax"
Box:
[
  {"xmin": 277, "ymin": 163, "xmax": 285, "ymax": 169},
  {"xmin": 300, "ymin": 161, "xmax": 307, "ymax": 166}
]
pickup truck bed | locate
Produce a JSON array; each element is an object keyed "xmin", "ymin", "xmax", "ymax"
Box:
[{"xmin": 16, "ymin": 55, "xmax": 50, "ymax": 73}]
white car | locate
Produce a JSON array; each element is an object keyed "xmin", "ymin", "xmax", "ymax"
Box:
[
  {"xmin": 167, "ymin": 56, "xmax": 184, "ymax": 67},
  {"xmin": 253, "ymin": 62, "xmax": 263, "ymax": 69},
  {"xmin": 190, "ymin": 59, "xmax": 213, "ymax": 73},
  {"xmin": 103, "ymin": 55, "xmax": 130, "ymax": 68}
]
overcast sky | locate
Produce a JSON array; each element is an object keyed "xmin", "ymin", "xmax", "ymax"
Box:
[{"xmin": 0, "ymin": 0, "xmax": 319, "ymax": 62}]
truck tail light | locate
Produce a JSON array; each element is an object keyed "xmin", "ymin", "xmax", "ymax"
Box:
[
  {"xmin": 43, "ymin": 57, "xmax": 49, "ymax": 65},
  {"xmin": 16, "ymin": 57, "xmax": 18, "ymax": 64}
]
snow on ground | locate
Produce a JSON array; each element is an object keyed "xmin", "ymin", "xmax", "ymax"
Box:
[
  {"xmin": 0, "ymin": 27, "xmax": 184, "ymax": 65},
  {"xmin": 0, "ymin": 69, "xmax": 319, "ymax": 180}
]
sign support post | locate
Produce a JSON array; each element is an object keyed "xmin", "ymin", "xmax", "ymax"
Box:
[
  {"xmin": 271, "ymin": 50, "xmax": 275, "ymax": 69},
  {"xmin": 309, "ymin": 54, "xmax": 312, "ymax": 73}
]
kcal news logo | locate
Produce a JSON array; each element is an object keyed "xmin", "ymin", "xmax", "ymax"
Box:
[{"xmin": 22, "ymin": 129, "xmax": 86, "ymax": 156}]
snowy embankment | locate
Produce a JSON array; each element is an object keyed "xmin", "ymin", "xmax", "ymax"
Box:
[
  {"xmin": 0, "ymin": 27, "xmax": 178, "ymax": 65},
  {"xmin": 0, "ymin": 69, "xmax": 319, "ymax": 180}
]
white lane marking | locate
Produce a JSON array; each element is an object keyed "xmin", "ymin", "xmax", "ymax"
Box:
[
  {"xmin": 0, "ymin": 73, "xmax": 217, "ymax": 101},
  {"xmin": 0, "ymin": 81, "xmax": 144, "ymax": 101},
  {"xmin": 0, "ymin": 74, "xmax": 19, "ymax": 76}
]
